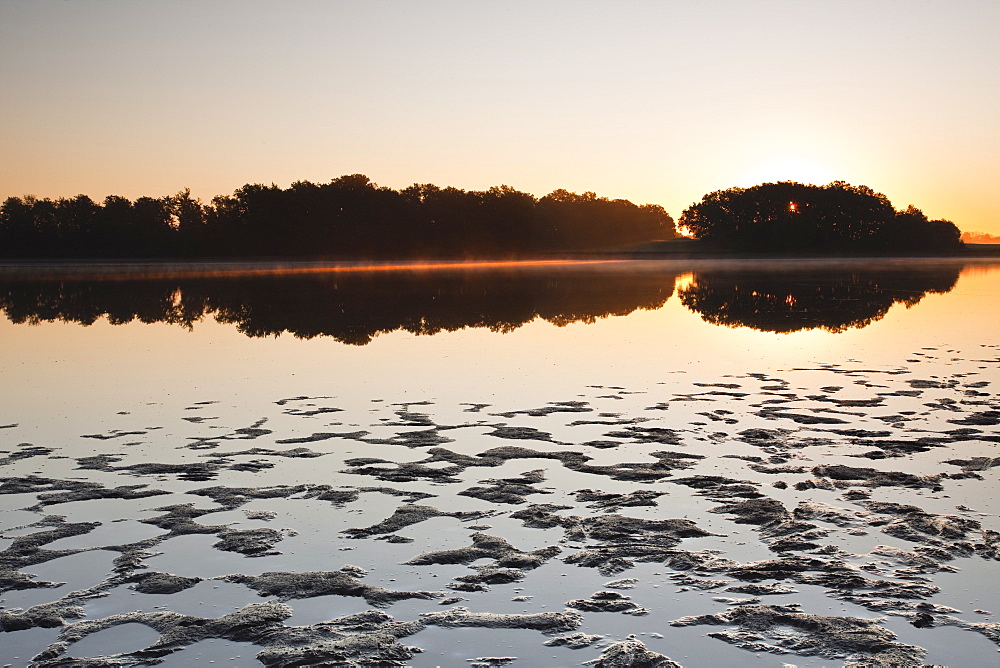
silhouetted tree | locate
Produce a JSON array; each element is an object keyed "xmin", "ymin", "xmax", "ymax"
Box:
[
  {"xmin": 2, "ymin": 175, "xmax": 675, "ymax": 258},
  {"xmin": 680, "ymin": 181, "xmax": 962, "ymax": 253}
]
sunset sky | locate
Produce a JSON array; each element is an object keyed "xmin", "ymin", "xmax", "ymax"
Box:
[{"xmin": 2, "ymin": 0, "xmax": 998, "ymax": 234}]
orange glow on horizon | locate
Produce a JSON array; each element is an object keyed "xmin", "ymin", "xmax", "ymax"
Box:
[{"xmin": 0, "ymin": 259, "xmax": 627, "ymax": 282}]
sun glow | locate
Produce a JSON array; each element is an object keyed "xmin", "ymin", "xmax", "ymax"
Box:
[
  {"xmin": 674, "ymin": 272, "xmax": 695, "ymax": 290},
  {"xmin": 743, "ymin": 158, "xmax": 835, "ymax": 187}
]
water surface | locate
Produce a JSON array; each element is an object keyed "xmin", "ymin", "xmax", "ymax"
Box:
[{"xmin": 1, "ymin": 258, "xmax": 998, "ymax": 667}]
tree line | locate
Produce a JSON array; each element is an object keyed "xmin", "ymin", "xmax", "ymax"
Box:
[
  {"xmin": 0, "ymin": 175, "xmax": 675, "ymax": 259},
  {"xmin": 680, "ymin": 181, "xmax": 963, "ymax": 252},
  {"xmin": 960, "ymin": 231, "xmax": 1000, "ymax": 244}
]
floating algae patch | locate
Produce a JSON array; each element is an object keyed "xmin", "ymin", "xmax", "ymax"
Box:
[
  {"xmin": 670, "ymin": 604, "xmax": 926, "ymax": 665},
  {"xmin": 223, "ymin": 569, "xmax": 443, "ymax": 607},
  {"xmin": 588, "ymin": 639, "xmax": 682, "ymax": 667},
  {"xmin": 3, "ymin": 325, "xmax": 1000, "ymax": 667}
]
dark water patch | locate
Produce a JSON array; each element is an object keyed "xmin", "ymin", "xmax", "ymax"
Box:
[
  {"xmin": 224, "ymin": 569, "xmax": 441, "ymax": 607},
  {"xmin": 948, "ymin": 410, "xmax": 1000, "ymax": 426},
  {"xmin": 908, "ymin": 379, "xmax": 960, "ymax": 389},
  {"xmin": 709, "ymin": 497, "xmax": 825, "ymax": 553},
  {"xmin": 406, "ymin": 532, "xmax": 560, "ymax": 592},
  {"xmin": 3, "ymin": 477, "xmax": 170, "ymax": 510},
  {"xmin": 362, "ymin": 427, "xmax": 455, "ymax": 448},
  {"xmin": 80, "ymin": 430, "xmax": 147, "ymax": 440},
  {"xmin": 275, "ymin": 395, "xmax": 331, "ymax": 406},
  {"xmin": 601, "ymin": 426, "xmax": 682, "ymax": 445},
  {"xmin": 566, "ymin": 590, "xmax": 649, "ymax": 615},
  {"xmin": 205, "ymin": 446, "xmax": 325, "ymax": 459},
  {"xmin": 282, "ymin": 406, "xmax": 343, "ymax": 417},
  {"xmin": 460, "ymin": 469, "xmax": 552, "ymax": 505},
  {"xmin": 580, "ymin": 440, "xmax": 624, "ymax": 449},
  {"xmin": 493, "ymin": 401, "xmax": 592, "ymax": 418},
  {"xmin": 181, "ymin": 415, "xmax": 217, "ymax": 423},
  {"xmin": 944, "ymin": 456, "xmax": 1000, "ymax": 472},
  {"xmin": 859, "ymin": 501, "xmax": 985, "ymax": 555},
  {"xmin": 574, "ymin": 489, "xmax": 666, "ymax": 512},
  {"xmin": 544, "ymin": 631, "xmax": 603, "ymax": 648},
  {"xmin": 0, "ymin": 516, "xmax": 99, "ymax": 573},
  {"xmin": 0, "ymin": 443, "xmax": 53, "ymax": 467},
  {"xmin": 669, "ymin": 476, "xmax": 764, "ymax": 500},
  {"xmin": 755, "ymin": 407, "xmax": 849, "ymax": 424},
  {"xmin": 343, "ymin": 457, "xmax": 464, "ymax": 483},
  {"xmin": 589, "ymin": 639, "xmax": 681, "ymax": 667},
  {"xmin": 342, "ymin": 504, "xmax": 491, "ymax": 539},
  {"xmin": 809, "ymin": 464, "xmax": 944, "ymax": 490},
  {"xmin": 212, "ymin": 527, "xmax": 285, "ymax": 556},
  {"xmin": 670, "ymin": 603, "xmax": 925, "ymax": 665},
  {"xmin": 129, "ymin": 572, "xmax": 201, "ymax": 594},
  {"xmin": 273, "ymin": 429, "xmax": 367, "ymax": 444},
  {"xmin": 486, "ymin": 426, "xmax": 557, "ymax": 442},
  {"xmin": 510, "ymin": 505, "xmax": 713, "ymax": 575},
  {"xmin": 139, "ymin": 503, "xmax": 227, "ymax": 537}
]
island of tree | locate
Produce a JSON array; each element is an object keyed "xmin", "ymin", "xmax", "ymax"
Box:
[
  {"xmin": 0, "ymin": 176, "xmax": 968, "ymax": 259},
  {"xmin": 679, "ymin": 181, "xmax": 962, "ymax": 253}
]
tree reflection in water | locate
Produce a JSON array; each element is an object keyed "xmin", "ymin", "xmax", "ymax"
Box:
[
  {"xmin": 0, "ymin": 264, "xmax": 677, "ymax": 345},
  {"xmin": 0, "ymin": 261, "xmax": 966, "ymax": 341},
  {"xmin": 677, "ymin": 264, "xmax": 961, "ymax": 333}
]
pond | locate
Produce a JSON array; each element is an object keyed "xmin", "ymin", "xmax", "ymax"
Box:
[{"xmin": 1, "ymin": 258, "xmax": 998, "ymax": 667}]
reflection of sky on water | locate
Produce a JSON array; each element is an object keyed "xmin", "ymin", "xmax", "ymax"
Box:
[{"xmin": 1, "ymin": 260, "xmax": 997, "ymax": 429}]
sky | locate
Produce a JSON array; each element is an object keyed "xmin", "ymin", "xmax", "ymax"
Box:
[{"xmin": 2, "ymin": 0, "xmax": 998, "ymax": 234}]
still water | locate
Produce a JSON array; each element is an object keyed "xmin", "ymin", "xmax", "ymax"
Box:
[{"xmin": 1, "ymin": 258, "xmax": 999, "ymax": 667}]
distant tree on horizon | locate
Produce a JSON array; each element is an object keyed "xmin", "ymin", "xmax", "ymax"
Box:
[
  {"xmin": 679, "ymin": 181, "xmax": 962, "ymax": 253},
  {"xmin": 960, "ymin": 231, "xmax": 1000, "ymax": 244}
]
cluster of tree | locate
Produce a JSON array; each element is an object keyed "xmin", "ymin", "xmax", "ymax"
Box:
[
  {"xmin": 677, "ymin": 263, "xmax": 960, "ymax": 333},
  {"xmin": 0, "ymin": 175, "xmax": 675, "ymax": 259},
  {"xmin": 680, "ymin": 181, "xmax": 962, "ymax": 253},
  {"xmin": 960, "ymin": 231, "xmax": 1000, "ymax": 244},
  {"xmin": 0, "ymin": 265, "xmax": 677, "ymax": 345}
]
